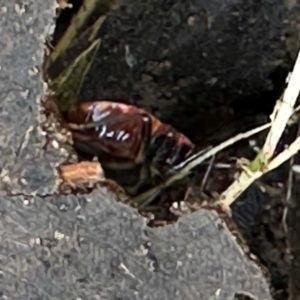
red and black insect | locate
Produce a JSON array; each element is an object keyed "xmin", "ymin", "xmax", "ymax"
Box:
[{"xmin": 65, "ymin": 101, "xmax": 197, "ymax": 194}]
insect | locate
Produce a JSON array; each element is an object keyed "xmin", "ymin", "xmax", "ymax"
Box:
[{"xmin": 65, "ymin": 100, "xmax": 197, "ymax": 195}]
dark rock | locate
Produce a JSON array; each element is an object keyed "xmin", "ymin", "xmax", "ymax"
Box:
[{"xmin": 0, "ymin": 1, "xmax": 272, "ymax": 299}]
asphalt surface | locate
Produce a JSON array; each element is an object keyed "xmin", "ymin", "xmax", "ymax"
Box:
[{"xmin": 0, "ymin": 1, "xmax": 272, "ymax": 299}]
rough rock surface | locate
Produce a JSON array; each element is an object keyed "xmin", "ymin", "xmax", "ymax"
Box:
[
  {"xmin": 0, "ymin": 1, "xmax": 272, "ymax": 299},
  {"xmin": 78, "ymin": 0, "xmax": 300, "ymax": 140},
  {"xmin": 0, "ymin": 190, "xmax": 273, "ymax": 300},
  {"xmin": 0, "ymin": 1, "xmax": 63, "ymax": 196}
]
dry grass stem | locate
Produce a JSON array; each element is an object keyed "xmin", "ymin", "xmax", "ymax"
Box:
[
  {"xmin": 172, "ymin": 122, "xmax": 271, "ymax": 173},
  {"xmin": 219, "ymin": 49, "xmax": 300, "ymax": 206},
  {"xmin": 219, "ymin": 136, "xmax": 300, "ymax": 206}
]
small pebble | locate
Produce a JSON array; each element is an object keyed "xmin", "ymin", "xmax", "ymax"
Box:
[
  {"xmin": 51, "ymin": 140, "xmax": 59, "ymax": 149},
  {"xmin": 23, "ymin": 199, "xmax": 30, "ymax": 206}
]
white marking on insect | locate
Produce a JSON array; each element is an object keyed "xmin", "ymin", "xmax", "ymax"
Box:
[
  {"xmin": 106, "ymin": 131, "xmax": 115, "ymax": 138},
  {"xmin": 121, "ymin": 133, "xmax": 130, "ymax": 141},
  {"xmin": 98, "ymin": 125, "xmax": 107, "ymax": 137},
  {"xmin": 116, "ymin": 130, "xmax": 127, "ymax": 141}
]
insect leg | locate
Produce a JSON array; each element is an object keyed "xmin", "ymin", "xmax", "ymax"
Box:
[
  {"xmin": 167, "ymin": 142, "xmax": 193, "ymax": 167},
  {"xmin": 125, "ymin": 163, "xmax": 152, "ymax": 196},
  {"xmin": 149, "ymin": 134, "xmax": 176, "ymax": 171}
]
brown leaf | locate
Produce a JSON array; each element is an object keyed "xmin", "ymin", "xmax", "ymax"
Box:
[{"xmin": 59, "ymin": 161, "xmax": 105, "ymax": 190}]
